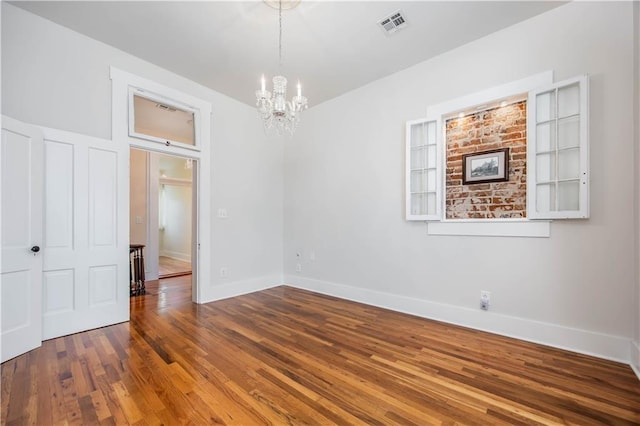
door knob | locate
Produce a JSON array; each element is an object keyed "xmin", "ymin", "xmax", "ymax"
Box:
[{"xmin": 30, "ymin": 246, "xmax": 40, "ymax": 253}]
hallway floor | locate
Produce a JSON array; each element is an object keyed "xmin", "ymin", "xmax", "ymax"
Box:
[{"xmin": 158, "ymin": 256, "xmax": 191, "ymax": 279}]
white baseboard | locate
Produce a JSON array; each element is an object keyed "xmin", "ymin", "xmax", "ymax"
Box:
[
  {"xmin": 145, "ymin": 271, "xmax": 158, "ymax": 281},
  {"xmin": 159, "ymin": 250, "xmax": 191, "ymax": 263},
  {"xmin": 285, "ymin": 275, "xmax": 631, "ymax": 364},
  {"xmin": 200, "ymin": 275, "xmax": 282, "ymax": 304},
  {"xmin": 631, "ymin": 340, "xmax": 640, "ymax": 380}
]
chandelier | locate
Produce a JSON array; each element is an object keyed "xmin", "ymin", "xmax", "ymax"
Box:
[{"xmin": 255, "ymin": 0, "xmax": 308, "ymax": 135}]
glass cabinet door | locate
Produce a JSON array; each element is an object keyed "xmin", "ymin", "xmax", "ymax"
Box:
[
  {"xmin": 528, "ymin": 76, "xmax": 588, "ymax": 219},
  {"xmin": 406, "ymin": 118, "xmax": 440, "ymax": 220}
]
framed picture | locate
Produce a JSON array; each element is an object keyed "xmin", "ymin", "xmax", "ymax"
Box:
[{"xmin": 462, "ymin": 148, "xmax": 509, "ymax": 185}]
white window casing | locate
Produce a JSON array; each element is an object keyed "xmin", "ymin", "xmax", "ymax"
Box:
[{"xmin": 404, "ymin": 71, "xmax": 588, "ymax": 237}]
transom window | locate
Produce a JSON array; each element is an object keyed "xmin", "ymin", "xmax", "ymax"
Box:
[{"xmin": 128, "ymin": 88, "xmax": 200, "ymax": 151}]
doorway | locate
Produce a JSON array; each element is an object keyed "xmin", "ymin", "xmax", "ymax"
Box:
[
  {"xmin": 129, "ymin": 148, "xmax": 195, "ymax": 300},
  {"xmin": 158, "ymin": 154, "xmax": 193, "ymax": 279},
  {"xmin": 112, "ymin": 67, "xmax": 212, "ymax": 304}
]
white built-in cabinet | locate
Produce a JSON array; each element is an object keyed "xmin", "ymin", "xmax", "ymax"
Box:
[
  {"xmin": 405, "ymin": 75, "xmax": 589, "ymax": 222},
  {"xmin": 405, "ymin": 118, "xmax": 441, "ymax": 220}
]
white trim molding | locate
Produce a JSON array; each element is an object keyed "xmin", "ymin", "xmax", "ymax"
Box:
[
  {"xmin": 206, "ymin": 276, "xmax": 283, "ymax": 303},
  {"xmin": 426, "ymin": 71, "xmax": 553, "ymax": 118},
  {"xmin": 428, "ymin": 220, "xmax": 551, "ymax": 238},
  {"xmin": 160, "ymin": 177, "xmax": 192, "ymax": 187},
  {"xmin": 286, "ymin": 275, "xmax": 631, "ymax": 364},
  {"xmin": 632, "ymin": 340, "xmax": 640, "ymax": 380},
  {"xmin": 159, "ymin": 250, "xmax": 191, "ymax": 263}
]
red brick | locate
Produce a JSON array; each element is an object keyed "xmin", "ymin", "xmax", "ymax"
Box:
[{"xmin": 445, "ymin": 100, "xmax": 527, "ymax": 220}]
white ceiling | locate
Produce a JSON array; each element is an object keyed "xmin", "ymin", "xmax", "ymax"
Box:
[{"xmin": 11, "ymin": 1, "xmax": 564, "ymax": 108}]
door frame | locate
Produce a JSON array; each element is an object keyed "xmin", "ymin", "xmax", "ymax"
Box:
[{"xmin": 111, "ymin": 68, "xmax": 212, "ymax": 303}]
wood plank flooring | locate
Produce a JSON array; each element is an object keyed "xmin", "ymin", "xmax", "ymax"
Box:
[
  {"xmin": 158, "ymin": 256, "xmax": 191, "ymax": 279},
  {"xmin": 2, "ymin": 276, "xmax": 640, "ymax": 425}
]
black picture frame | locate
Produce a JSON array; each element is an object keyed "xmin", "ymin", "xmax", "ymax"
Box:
[{"xmin": 462, "ymin": 148, "xmax": 509, "ymax": 185}]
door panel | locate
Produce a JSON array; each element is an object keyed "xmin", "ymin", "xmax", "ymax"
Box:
[
  {"xmin": 89, "ymin": 148, "xmax": 117, "ymax": 247},
  {"xmin": 1, "ymin": 116, "xmax": 43, "ymax": 363},
  {"xmin": 42, "ymin": 128, "xmax": 128, "ymax": 340},
  {"xmin": 43, "ymin": 269, "xmax": 75, "ymax": 315},
  {"xmin": 44, "ymin": 140, "xmax": 73, "ymax": 250}
]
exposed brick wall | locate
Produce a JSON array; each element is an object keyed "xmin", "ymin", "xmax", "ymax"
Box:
[{"xmin": 445, "ymin": 101, "xmax": 527, "ymax": 219}]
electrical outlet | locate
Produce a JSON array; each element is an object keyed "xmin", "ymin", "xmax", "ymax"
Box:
[
  {"xmin": 135, "ymin": 215, "xmax": 143, "ymax": 224},
  {"xmin": 220, "ymin": 267, "xmax": 228, "ymax": 278},
  {"xmin": 480, "ymin": 291, "xmax": 491, "ymax": 311},
  {"xmin": 295, "ymin": 263, "xmax": 302, "ymax": 273},
  {"xmin": 217, "ymin": 208, "xmax": 228, "ymax": 219}
]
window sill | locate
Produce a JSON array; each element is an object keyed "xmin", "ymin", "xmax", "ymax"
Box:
[{"xmin": 427, "ymin": 220, "xmax": 550, "ymax": 238}]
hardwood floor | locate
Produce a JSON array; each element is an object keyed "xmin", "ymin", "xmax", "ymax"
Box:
[
  {"xmin": 2, "ymin": 277, "xmax": 640, "ymax": 425},
  {"xmin": 158, "ymin": 256, "xmax": 191, "ymax": 279},
  {"xmin": 132, "ymin": 276, "xmax": 193, "ymax": 310}
]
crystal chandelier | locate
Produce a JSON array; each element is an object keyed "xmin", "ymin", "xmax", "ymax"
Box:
[{"xmin": 255, "ymin": 0, "xmax": 308, "ymax": 135}]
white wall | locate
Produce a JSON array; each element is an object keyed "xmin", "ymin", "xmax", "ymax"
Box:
[
  {"xmin": 284, "ymin": 2, "xmax": 636, "ymax": 362},
  {"xmin": 159, "ymin": 155, "xmax": 192, "ymax": 263},
  {"xmin": 2, "ymin": 3, "xmax": 284, "ymax": 302},
  {"xmin": 160, "ymin": 184, "xmax": 192, "ymax": 262},
  {"xmin": 633, "ymin": 0, "xmax": 640, "ymax": 377}
]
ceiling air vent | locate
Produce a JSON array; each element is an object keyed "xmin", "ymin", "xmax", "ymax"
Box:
[
  {"xmin": 378, "ymin": 10, "xmax": 408, "ymax": 35},
  {"xmin": 155, "ymin": 103, "xmax": 177, "ymax": 112}
]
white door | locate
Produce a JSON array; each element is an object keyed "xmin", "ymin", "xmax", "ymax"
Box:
[
  {"xmin": 1, "ymin": 116, "xmax": 43, "ymax": 363},
  {"xmin": 41, "ymin": 127, "xmax": 129, "ymax": 340}
]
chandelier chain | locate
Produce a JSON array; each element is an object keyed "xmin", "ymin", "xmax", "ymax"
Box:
[
  {"xmin": 278, "ymin": 0, "xmax": 282, "ymax": 69},
  {"xmin": 255, "ymin": 0, "xmax": 308, "ymax": 135}
]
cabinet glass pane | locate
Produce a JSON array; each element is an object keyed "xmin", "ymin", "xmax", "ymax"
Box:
[
  {"xmin": 411, "ymin": 146, "xmax": 427, "ymax": 169},
  {"xmin": 558, "ymin": 181, "xmax": 580, "ymax": 211},
  {"xmin": 426, "ymin": 122, "xmax": 436, "ymax": 145},
  {"xmin": 536, "ymin": 91, "xmax": 556, "ymax": 122},
  {"xmin": 410, "ymin": 123, "xmax": 426, "ymax": 147},
  {"xmin": 536, "ymin": 153, "xmax": 556, "ymax": 182},
  {"xmin": 536, "ymin": 122, "xmax": 555, "ymax": 152},
  {"xmin": 427, "ymin": 145, "xmax": 436, "ymax": 168},
  {"xmin": 558, "ymin": 148, "xmax": 580, "ymax": 180},
  {"xmin": 427, "ymin": 169, "xmax": 436, "ymax": 192},
  {"xmin": 558, "ymin": 83, "xmax": 580, "ymax": 118},
  {"xmin": 411, "ymin": 193, "xmax": 427, "ymax": 215},
  {"xmin": 427, "ymin": 193, "xmax": 436, "ymax": 215},
  {"xmin": 411, "ymin": 170, "xmax": 426, "ymax": 192},
  {"xmin": 558, "ymin": 116, "xmax": 579, "ymax": 149},
  {"xmin": 536, "ymin": 183, "xmax": 556, "ymax": 212}
]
